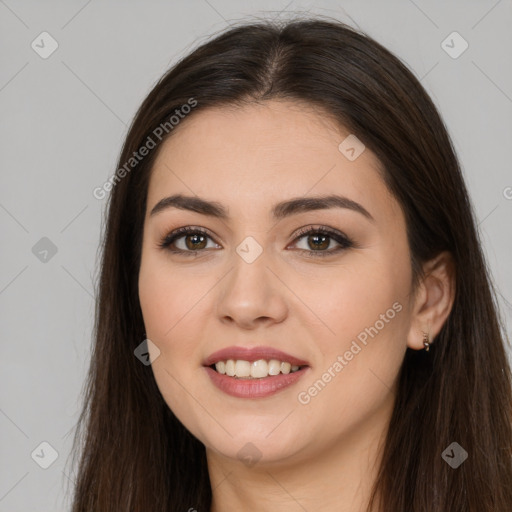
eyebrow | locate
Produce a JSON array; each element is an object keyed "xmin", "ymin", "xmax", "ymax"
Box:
[{"xmin": 149, "ymin": 193, "xmax": 375, "ymax": 223}]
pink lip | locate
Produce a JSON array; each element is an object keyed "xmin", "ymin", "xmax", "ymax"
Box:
[
  {"xmin": 202, "ymin": 346, "xmax": 310, "ymax": 399},
  {"xmin": 204, "ymin": 366, "xmax": 310, "ymax": 399},
  {"xmin": 203, "ymin": 346, "xmax": 310, "ymax": 367}
]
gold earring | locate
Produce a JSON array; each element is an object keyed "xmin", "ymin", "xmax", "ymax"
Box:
[{"xmin": 423, "ymin": 331, "xmax": 430, "ymax": 351}]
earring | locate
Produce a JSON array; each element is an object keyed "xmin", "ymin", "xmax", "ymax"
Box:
[{"xmin": 423, "ymin": 331, "xmax": 430, "ymax": 352}]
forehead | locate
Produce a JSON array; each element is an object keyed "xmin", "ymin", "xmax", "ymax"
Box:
[{"xmin": 147, "ymin": 100, "xmax": 399, "ymax": 223}]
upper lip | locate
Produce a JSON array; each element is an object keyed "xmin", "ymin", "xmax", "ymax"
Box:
[{"xmin": 203, "ymin": 346, "xmax": 310, "ymax": 367}]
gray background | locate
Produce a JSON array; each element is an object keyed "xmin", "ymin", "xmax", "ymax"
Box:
[{"xmin": 1, "ymin": 0, "xmax": 511, "ymax": 510}]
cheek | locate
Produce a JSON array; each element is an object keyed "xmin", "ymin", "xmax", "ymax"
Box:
[
  {"xmin": 138, "ymin": 254, "xmax": 198, "ymax": 359},
  {"xmin": 298, "ymin": 252, "xmax": 410, "ymax": 399},
  {"xmin": 295, "ymin": 280, "xmax": 409, "ymax": 442},
  {"xmin": 138, "ymin": 256, "xmax": 210, "ymax": 431},
  {"xmin": 299, "ymin": 256, "xmax": 409, "ymax": 342}
]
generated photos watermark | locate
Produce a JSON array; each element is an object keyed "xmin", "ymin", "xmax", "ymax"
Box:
[
  {"xmin": 93, "ymin": 97, "xmax": 198, "ymax": 200},
  {"xmin": 297, "ymin": 301, "xmax": 403, "ymax": 405}
]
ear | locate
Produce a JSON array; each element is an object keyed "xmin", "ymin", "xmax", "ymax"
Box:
[{"xmin": 406, "ymin": 251, "xmax": 456, "ymax": 350}]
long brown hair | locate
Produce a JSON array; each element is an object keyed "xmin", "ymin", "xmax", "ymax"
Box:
[{"xmin": 68, "ymin": 15, "xmax": 512, "ymax": 511}]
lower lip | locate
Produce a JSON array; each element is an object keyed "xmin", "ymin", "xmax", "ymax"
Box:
[{"xmin": 204, "ymin": 366, "xmax": 309, "ymax": 398}]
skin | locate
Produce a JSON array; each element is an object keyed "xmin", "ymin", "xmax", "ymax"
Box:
[{"xmin": 138, "ymin": 100, "xmax": 455, "ymax": 512}]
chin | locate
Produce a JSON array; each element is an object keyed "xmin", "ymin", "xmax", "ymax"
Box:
[{"xmin": 196, "ymin": 418, "xmax": 309, "ymax": 464}]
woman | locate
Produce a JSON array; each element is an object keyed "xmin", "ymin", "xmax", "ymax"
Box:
[{"xmin": 69, "ymin": 16, "xmax": 512, "ymax": 511}]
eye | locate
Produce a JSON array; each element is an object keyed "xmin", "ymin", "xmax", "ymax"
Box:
[
  {"xmin": 158, "ymin": 226, "xmax": 220, "ymax": 254},
  {"xmin": 288, "ymin": 225, "xmax": 354, "ymax": 257},
  {"xmin": 158, "ymin": 225, "xmax": 354, "ymax": 257}
]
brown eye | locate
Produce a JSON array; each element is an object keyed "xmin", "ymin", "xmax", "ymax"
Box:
[
  {"xmin": 183, "ymin": 233, "xmax": 208, "ymax": 250},
  {"xmin": 290, "ymin": 226, "xmax": 354, "ymax": 257},
  {"xmin": 306, "ymin": 233, "xmax": 330, "ymax": 251},
  {"xmin": 159, "ymin": 227, "xmax": 220, "ymax": 254}
]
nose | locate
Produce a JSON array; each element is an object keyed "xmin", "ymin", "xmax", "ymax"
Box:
[{"xmin": 215, "ymin": 248, "xmax": 288, "ymax": 330}]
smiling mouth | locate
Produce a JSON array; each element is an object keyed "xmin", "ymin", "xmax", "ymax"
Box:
[{"xmin": 209, "ymin": 359, "xmax": 308, "ymax": 379}]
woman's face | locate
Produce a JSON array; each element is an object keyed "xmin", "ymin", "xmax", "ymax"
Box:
[{"xmin": 138, "ymin": 100, "xmax": 415, "ymax": 466}]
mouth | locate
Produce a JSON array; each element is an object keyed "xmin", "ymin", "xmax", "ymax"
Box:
[
  {"xmin": 208, "ymin": 359, "xmax": 307, "ymax": 379},
  {"xmin": 202, "ymin": 346, "xmax": 310, "ymax": 398}
]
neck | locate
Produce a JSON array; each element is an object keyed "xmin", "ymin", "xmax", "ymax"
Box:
[{"xmin": 207, "ymin": 398, "xmax": 391, "ymax": 512}]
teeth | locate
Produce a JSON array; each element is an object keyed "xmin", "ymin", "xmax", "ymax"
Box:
[
  {"xmin": 251, "ymin": 359, "xmax": 268, "ymax": 378},
  {"xmin": 214, "ymin": 359, "xmax": 304, "ymax": 379},
  {"xmin": 268, "ymin": 359, "xmax": 281, "ymax": 376},
  {"xmin": 234, "ymin": 360, "xmax": 251, "ymax": 378},
  {"xmin": 225, "ymin": 359, "xmax": 235, "ymax": 376}
]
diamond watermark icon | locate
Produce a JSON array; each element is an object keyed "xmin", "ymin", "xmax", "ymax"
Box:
[
  {"xmin": 134, "ymin": 338, "xmax": 161, "ymax": 366},
  {"xmin": 31, "ymin": 32, "xmax": 59, "ymax": 59},
  {"xmin": 441, "ymin": 441, "xmax": 468, "ymax": 468},
  {"xmin": 338, "ymin": 134, "xmax": 365, "ymax": 161},
  {"xmin": 32, "ymin": 237, "xmax": 58, "ymax": 263},
  {"xmin": 237, "ymin": 442, "xmax": 262, "ymax": 467},
  {"xmin": 31, "ymin": 441, "xmax": 59, "ymax": 469},
  {"xmin": 441, "ymin": 31, "xmax": 468, "ymax": 59},
  {"xmin": 236, "ymin": 236, "xmax": 263, "ymax": 264}
]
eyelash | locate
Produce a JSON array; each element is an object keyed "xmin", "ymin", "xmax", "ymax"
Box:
[{"xmin": 158, "ymin": 225, "xmax": 354, "ymax": 258}]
